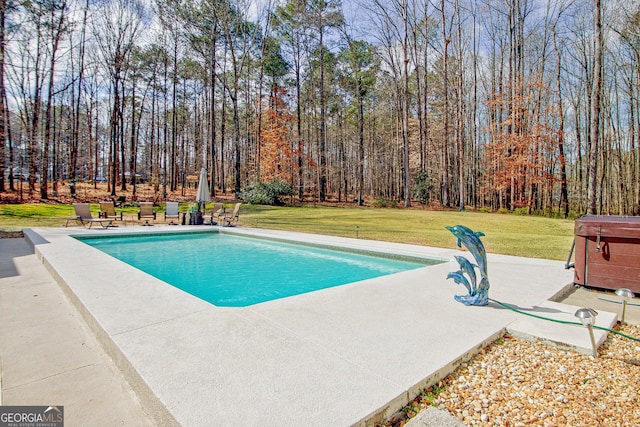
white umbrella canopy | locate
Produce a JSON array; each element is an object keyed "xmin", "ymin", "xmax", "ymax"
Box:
[{"xmin": 196, "ymin": 168, "xmax": 211, "ymax": 211}]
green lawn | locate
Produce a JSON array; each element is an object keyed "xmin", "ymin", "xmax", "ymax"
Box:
[
  {"xmin": 0, "ymin": 203, "xmax": 575, "ymax": 261},
  {"xmin": 239, "ymin": 205, "xmax": 575, "ymax": 260}
]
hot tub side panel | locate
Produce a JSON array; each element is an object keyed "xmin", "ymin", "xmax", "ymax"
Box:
[
  {"xmin": 573, "ymin": 235, "xmax": 587, "ymax": 286},
  {"xmin": 574, "ymin": 216, "xmax": 640, "ymax": 293}
]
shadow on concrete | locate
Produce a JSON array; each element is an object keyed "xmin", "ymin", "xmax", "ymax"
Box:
[
  {"xmin": 488, "ymin": 299, "xmax": 564, "ymax": 315},
  {"xmin": 0, "ymin": 238, "xmax": 34, "ymax": 279}
]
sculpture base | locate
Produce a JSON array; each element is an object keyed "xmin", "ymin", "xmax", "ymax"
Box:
[{"xmin": 454, "ymin": 293, "xmax": 489, "ymax": 306}]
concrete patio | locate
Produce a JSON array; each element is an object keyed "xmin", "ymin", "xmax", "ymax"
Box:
[{"xmin": 0, "ymin": 226, "xmax": 620, "ymax": 426}]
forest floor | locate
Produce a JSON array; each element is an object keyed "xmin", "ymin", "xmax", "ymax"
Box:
[
  {"xmin": 0, "ymin": 180, "xmax": 227, "ymax": 205},
  {"xmin": 0, "ymin": 179, "xmax": 372, "ymax": 209}
]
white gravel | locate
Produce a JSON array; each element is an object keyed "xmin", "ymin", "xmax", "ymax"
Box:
[{"xmin": 393, "ymin": 323, "xmax": 640, "ymax": 427}]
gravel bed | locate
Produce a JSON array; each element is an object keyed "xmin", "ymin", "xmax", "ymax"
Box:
[
  {"xmin": 388, "ymin": 323, "xmax": 640, "ymax": 426},
  {"xmin": 0, "ymin": 230, "xmax": 24, "ymax": 238}
]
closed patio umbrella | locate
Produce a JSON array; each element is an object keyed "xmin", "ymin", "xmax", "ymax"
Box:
[{"xmin": 196, "ymin": 168, "xmax": 210, "ymax": 212}]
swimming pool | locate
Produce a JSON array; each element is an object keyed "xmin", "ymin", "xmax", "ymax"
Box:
[{"xmin": 79, "ymin": 231, "xmax": 440, "ymax": 307}]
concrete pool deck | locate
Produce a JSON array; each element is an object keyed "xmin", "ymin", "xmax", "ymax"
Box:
[{"xmin": 1, "ymin": 226, "xmax": 620, "ymax": 426}]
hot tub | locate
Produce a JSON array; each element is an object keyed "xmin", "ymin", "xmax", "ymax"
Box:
[{"xmin": 573, "ymin": 215, "xmax": 640, "ymax": 292}]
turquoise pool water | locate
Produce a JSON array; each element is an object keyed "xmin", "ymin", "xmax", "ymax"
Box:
[{"xmin": 79, "ymin": 232, "xmax": 437, "ymax": 307}]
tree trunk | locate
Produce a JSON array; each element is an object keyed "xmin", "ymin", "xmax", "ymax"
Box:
[
  {"xmin": 456, "ymin": 0, "xmax": 464, "ymax": 211},
  {"xmin": 119, "ymin": 73, "xmax": 127, "ymax": 192},
  {"xmin": 357, "ymin": 76, "xmax": 364, "ymax": 206},
  {"xmin": 318, "ymin": 27, "xmax": 327, "ymax": 202},
  {"xmin": 41, "ymin": 3, "xmax": 66, "ymax": 200},
  {"xmin": 553, "ymin": 29, "xmax": 569, "ymax": 218},
  {"xmin": 209, "ymin": 29, "xmax": 217, "ymax": 197},
  {"xmin": 71, "ymin": 0, "xmax": 88, "ymax": 185},
  {"xmin": 588, "ymin": 0, "xmax": 602, "ymax": 214},
  {"xmin": 170, "ymin": 36, "xmax": 178, "ymax": 192},
  {"xmin": 0, "ymin": 0, "xmax": 6, "ymax": 192},
  {"xmin": 402, "ymin": 0, "xmax": 410, "ymax": 207},
  {"xmin": 441, "ymin": 0, "xmax": 450, "ymax": 207},
  {"xmin": 129, "ymin": 82, "xmax": 137, "ymax": 196}
]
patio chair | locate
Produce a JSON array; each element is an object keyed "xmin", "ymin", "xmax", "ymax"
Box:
[
  {"xmin": 222, "ymin": 203, "xmax": 241, "ymax": 227},
  {"xmin": 206, "ymin": 202, "xmax": 224, "ymax": 225},
  {"xmin": 66, "ymin": 203, "xmax": 114, "ymax": 229},
  {"xmin": 114, "ymin": 195, "xmax": 127, "ymax": 207},
  {"xmin": 99, "ymin": 200, "xmax": 122, "ymax": 220},
  {"xmin": 164, "ymin": 201, "xmax": 180, "ymax": 224},
  {"xmin": 138, "ymin": 202, "xmax": 156, "ymax": 222}
]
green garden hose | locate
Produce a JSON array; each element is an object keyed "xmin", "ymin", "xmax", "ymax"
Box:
[{"xmin": 489, "ymin": 298, "xmax": 640, "ymax": 342}]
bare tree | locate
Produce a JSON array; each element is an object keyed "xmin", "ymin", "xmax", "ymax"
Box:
[
  {"xmin": 92, "ymin": 0, "xmax": 146, "ymax": 197},
  {"xmin": 338, "ymin": 24, "xmax": 378, "ymax": 206},
  {"xmin": 613, "ymin": 2, "xmax": 640, "ymax": 213},
  {"xmin": 273, "ymin": 0, "xmax": 310, "ymax": 200},
  {"xmin": 304, "ymin": 0, "xmax": 343, "ymax": 202},
  {"xmin": 68, "ymin": 0, "xmax": 90, "ymax": 189},
  {"xmin": 0, "ymin": 0, "xmax": 12, "ymax": 192},
  {"xmin": 368, "ymin": 0, "xmax": 414, "ymax": 205},
  {"xmin": 214, "ymin": 0, "xmax": 262, "ymax": 195},
  {"xmin": 40, "ymin": 0, "xmax": 69, "ymax": 199},
  {"xmin": 588, "ymin": 0, "xmax": 603, "ymax": 214},
  {"xmin": 1, "ymin": 0, "xmax": 639, "ymax": 216},
  {"xmin": 438, "ymin": 0, "xmax": 451, "ymax": 207}
]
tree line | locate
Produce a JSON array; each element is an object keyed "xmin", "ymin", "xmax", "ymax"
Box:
[{"xmin": 0, "ymin": 0, "xmax": 638, "ymax": 217}]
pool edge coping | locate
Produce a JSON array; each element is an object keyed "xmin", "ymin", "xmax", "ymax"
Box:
[
  {"xmin": 24, "ymin": 228, "xmax": 181, "ymax": 427},
  {"xmin": 24, "ymin": 226, "xmax": 468, "ymax": 426}
]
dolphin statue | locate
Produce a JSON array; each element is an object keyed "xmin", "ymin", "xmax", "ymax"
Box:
[
  {"xmin": 454, "ymin": 292, "xmax": 489, "ymax": 306},
  {"xmin": 446, "ymin": 225, "xmax": 489, "ymax": 284},
  {"xmin": 445, "ymin": 225, "xmax": 490, "ymax": 306},
  {"xmin": 453, "ymin": 255, "xmax": 477, "ymax": 292},
  {"xmin": 446, "ymin": 270, "xmax": 472, "ymax": 294}
]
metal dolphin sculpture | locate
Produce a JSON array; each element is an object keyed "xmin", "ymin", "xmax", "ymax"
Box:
[
  {"xmin": 445, "ymin": 225, "xmax": 490, "ymax": 306},
  {"xmin": 446, "ymin": 270, "xmax": 472, "ymax": 294},
  {"xmin": 454, "ymin": 255, "xmax": 477, "ymax": 290}
]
